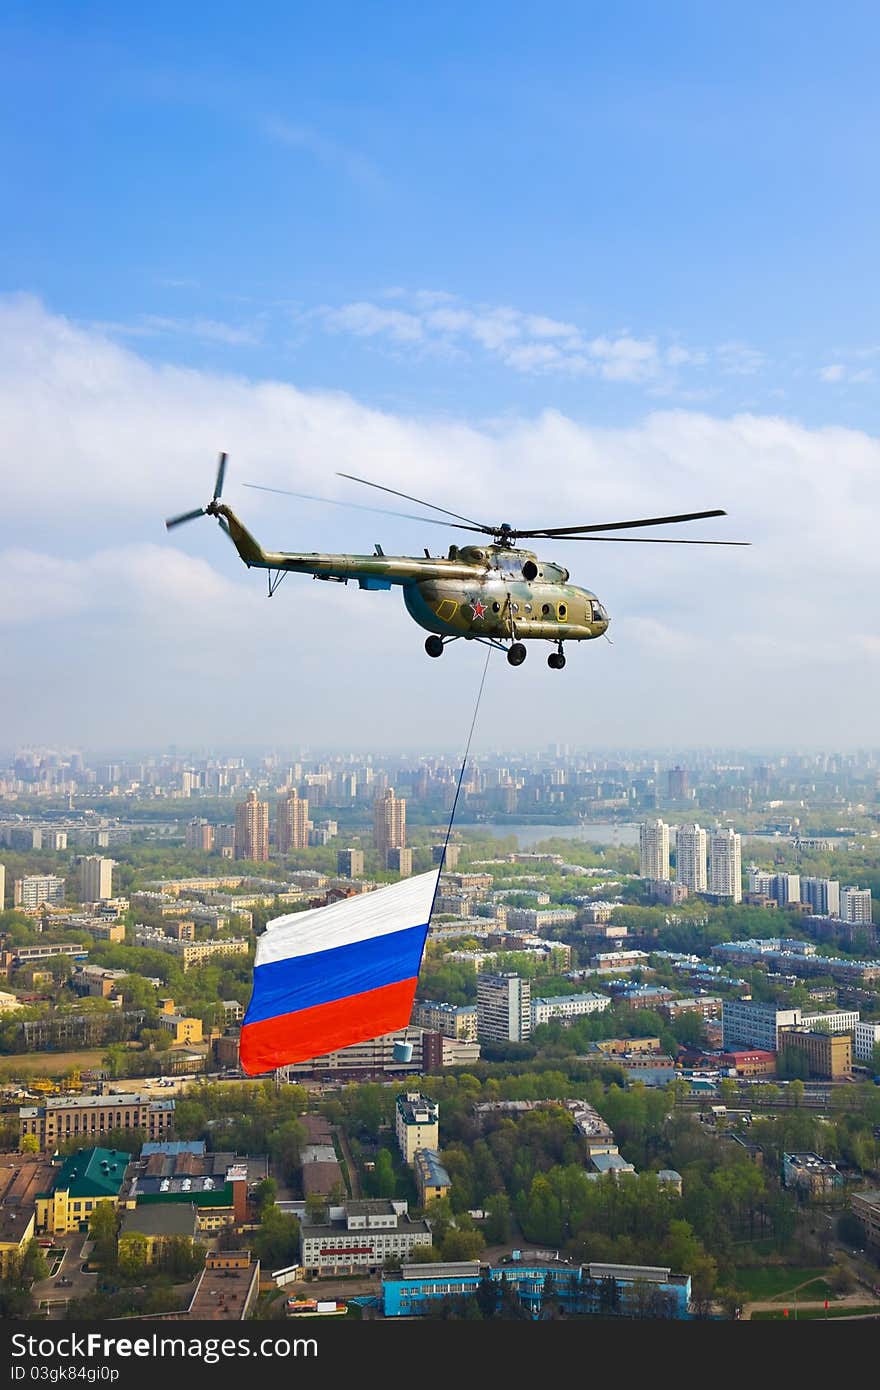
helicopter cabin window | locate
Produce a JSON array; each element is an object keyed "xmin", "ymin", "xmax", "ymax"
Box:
[
  {"xmin": 556, "ymin": 602, "xmax": 568, "ymax": 621},
  {"xmin": 542, "ymin": 603, "xmax": 551, "ymax": 616},
  {"xmin": 492, "ymin": 601, "xmax": 501, "ymax": 612}
]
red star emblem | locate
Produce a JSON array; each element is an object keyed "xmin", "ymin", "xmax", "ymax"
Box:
[{"xmin": 470, "ymin": 599, "xmax": 487, "ymax": 620}]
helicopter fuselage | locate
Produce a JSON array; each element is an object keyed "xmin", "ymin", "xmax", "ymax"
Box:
[
  {"xmin": 403, "ymin": 544, "xmax": 608, "ymax": 643},
  {"xmin": 212, "ymin": 507, "xmax": 609, "ymax": 648}
]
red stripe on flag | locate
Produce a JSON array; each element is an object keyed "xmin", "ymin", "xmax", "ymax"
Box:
[{"xmin": 239, "ymin": 976, "xmax": 419, "ymax": 1075}]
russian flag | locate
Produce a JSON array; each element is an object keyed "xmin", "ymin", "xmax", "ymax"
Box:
[{"xmin": 239, "ymin": 869, "xmax": 439, "ymax": 1075}]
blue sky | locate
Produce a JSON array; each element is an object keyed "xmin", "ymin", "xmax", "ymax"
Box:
[{"xmin": 2, "ymin": 3, "xmax": 880, "ymax": 749}]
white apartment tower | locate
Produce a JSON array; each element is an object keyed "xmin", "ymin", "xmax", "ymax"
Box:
[
  {"xmin": 840, "ymin": 887, "xmax": 873, "ymax": 924},
  {"xmin": 476, "ymin": 972, "xmax": 531, "ymax": 1043},
  {"xmin": 708, "ymin": 829, "xmax": 742, "ymax": 902},
  {"xmin": 78, "ymin": 855, "xmax": 115, "ymax": 902},
  {"xmin": 800, "ymin": 877, "xmax": 841, "ymax": 917},
  {"xmin": 639, "ymin": 819, "xmax": 670, "ymax": 880},
  {"xmin": 675, "ymin": 824, "xmax": 707, "ymax": 892}
]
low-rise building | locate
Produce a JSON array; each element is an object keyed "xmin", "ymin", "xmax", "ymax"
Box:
[
  {"xmin": 119, "ymin": 1144, "xmax": 257, "ymax": 1233},
  {"xmin": 119, "ymin": 1203, "xmax": 199, "ymax": 1262},
  {"xmin": 381, "ymin": 1260, "xmax": 692, "ymax": 1319},
  {"xmin": 395, "ymin": 1092, "xmax": 439, "ymax": 1165},
  {"xmin": 300, "ymin": 1199, "xmax": 432, "ymax": 1277},
  {"xmin": 411, "ymin": 1000, "xmax": 478, "ymax": 1040},
  {"xmin": 778, "ymin": 1029, "xmax": 852, "ymax": 1080},
  {"xmin": 132, "ymin": 928, "xmax": 249, "ymax": 970},
  {"xmin": 661, "ymin": 996, "xmax": 722, "ymax": 1020},
  {"xmin": 0, "ymin": 1153, "xmax": 55, "ymax": 1275},
  {"xmin": 413, "ymin": 1149, "xmax": 451, "ymax": 1206},
  {"xmin": 186, "ymin": 1251, "xmax": 260, "ymax": 1320},
  {"xmin": 19, "ymin": 1094, "xmax": 174, "ymax": 1150},
  {"xmin": 851, "ymin": 1189, "xmax": 880, "ymax": 1250},
  {"xmin": 36, "ymin": 1147, "xmax": 132, "ymax": 1235},
  {"xmin": 531, "ymin": 992, "xmax": 610, "ymax": 1028},
  {"xmin": 854, "ymin": 1021, "xmax": 880, "ymax": 1065},
  {"xmin": 782, "ymin": 1152, "xmax": 843, "ymax": 1195},
  {"xmin": 158, "ymin": 1012, "xmax": 204, "ymax": 1046}
]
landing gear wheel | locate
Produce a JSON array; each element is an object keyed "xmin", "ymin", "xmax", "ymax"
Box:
[
  {"xmin": 425, "ymin": 635, "xmax": 444, "ymax": 658},
  {"xmin": 548, "ymin": 651, "xmax": 566, "ymax": 669},
  {"xmin": 507, "ymin": 642, "xmax": 527, "ymax": 667}
]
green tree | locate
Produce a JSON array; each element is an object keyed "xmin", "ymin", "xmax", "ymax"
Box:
[
  {"xmin": 18, "ymin": 1240, "xmax": 49, "ymax": 1286},
  {"xmin": 252, "ymin": 1177, "xmax": 277, "ymax": 1215},
  {"xmin": 252, "ymin": 1208, "xmax": 301, "ymax": 1270},
  {"xmin": 89, "ymin": 1203, "xmax": 119, "ymax": 1272},
  {"xmin": 476, "ymin": 1270, "xmax": 498, "ymax": 1318},
  {"xmin": 118, "ymin": 1234, "xmax": 149, "ymax": 1280},
  {"xmin": 484, "ymin": 1192, "xmax": 512, "ymax": 1245},
  {"xmin": 373, "ymin": 1148, "xmax": 396, "ymax": 1199}
]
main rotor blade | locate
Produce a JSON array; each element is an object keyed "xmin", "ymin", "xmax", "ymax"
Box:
[
  {"xmin": 165, "ymin": 507, "xmax": 206, "ymax": 530},
  {"xmin": 337, "ymin": 471, "xmax": 491, "ymax": 531},
  {"xmin": 539, "ymin": 535, "xmax": 750, "ymax": 544},
  {"xmin": 514, "ymin": 508, "xmax": 728, "ymax": 538},
  {"xmin": 213, "ymin": 451, "xmax": 228, "ymax": 500},
  {"xmin": 243, "ymin": 483, "xmax": 485, "ymax": 532}
]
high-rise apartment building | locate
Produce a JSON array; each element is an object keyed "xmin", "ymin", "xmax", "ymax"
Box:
[
  {"xmin": 748, "ymin": 870, "xmax": 800, "ymax": 907},
  {"xmin": 374, "ymin": 789, "xmax": 406, "ymax": 863},
  {"xmin": 707, "ymin": 829, "xmax": 742, "ymax": 902},
  {"xmin": 78, "ymin": 856, "xmax": 115, "ymax": 902},
  {"xmin": 385, "ymin": 846, "xmax": 413, "ymax": 877},
  {"xmin": 276, "ymin": 789, "xmax": 309, "ymax": 853},
  {"xmin": 234, "ymin": 791, "xmax": 269, "ymax": 862},
  {"xmin": 639, "ymin": 819, "xmax": 670, "ymax": 880},
  {"xmin": 432, "ymin": 843, "xmax": 461, "ymax": 871},
  {"xmin": 800, "ymin": 877, "xmax": 841, "ymax": 917},
  {"xmin": 185, "ymin": 819, "xmax": 215, "ymax": 852},
  {"xmin": 13, "ymin": 875, "xmax": 66, "ymax": 911},
  {"xmin": 675, "ymin": 824, "xmax": 707, "ymax": 892},
  {"xmin": 476, "ymin": 972, "xmax": 531, "ymax": 1043},
  {"xmin": 665, "ymin": 766, "xmax": 690, "ymax": 800},
  {"xmin": 840, "ymin": 887, "xmax": 873, "ymax": 924},
  {"xmin": 337, "ymin": 848, "xmax": 365, "ymax": 878}
]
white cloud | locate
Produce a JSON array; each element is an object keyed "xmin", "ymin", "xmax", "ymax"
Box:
[
  {"xmin": 317, "ymin": 302, "xmax": 425, "ymax": 343},
  {"xmin": 819, "ymin": 362, "xmax": 874, "ymax": 384},
  {"xmin": 3, "ymin": 295, "xmax": 880, "ymax": 747},
  {"xmin": 264, "ymin": 118, "xmax": 381, "ymax": 189},
  {"xmin": 305, "ymin": 291, "xmax": 772, "ymax": 387}
]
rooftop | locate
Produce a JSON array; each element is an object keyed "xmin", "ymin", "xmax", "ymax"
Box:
[
  {"xmin": 0, "ymin": 1154, "xmax": 56, "ymax": 1244},
  {"xmin": 187, "ymin": 1257, "xmax": 259, "ymax": 1321},
  {"xmin": 49, "ymin": 1147, "xmax": 133, "ymax": 1199},
  {"xmin": 120, "ymin": 1203, "xmax": 199, "ymax": 1238}
]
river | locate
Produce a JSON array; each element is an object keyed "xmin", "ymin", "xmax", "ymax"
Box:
[{"xmin": 453, "ymin": 820, "xmax": 641, "ymax": 848}]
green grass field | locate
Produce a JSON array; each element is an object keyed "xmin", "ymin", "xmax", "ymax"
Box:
[
  {"xmin": 734, "ymin": 1267, "xmax": 829, "ymax": 1300},
  {"xmin": 0, "ymin": 1049, "xmax": 108, "ymax": 1078}
]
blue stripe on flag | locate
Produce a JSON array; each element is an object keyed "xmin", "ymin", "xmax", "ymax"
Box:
[{"xmin": 243, "ymin": 921, "xmax": 428, "ymax": 1027}]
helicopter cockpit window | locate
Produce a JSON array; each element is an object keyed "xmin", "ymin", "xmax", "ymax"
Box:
[{"xmin": 591, "ymin": 601, "xmax": 608, "ymax": 622}]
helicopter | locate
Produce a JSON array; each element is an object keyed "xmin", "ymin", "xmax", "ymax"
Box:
[{"xmin": 165, "ymin": 453, "xmax": 749, "ymax": 669}]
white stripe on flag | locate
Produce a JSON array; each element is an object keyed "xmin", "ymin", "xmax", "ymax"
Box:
[{"xmin": 254, "ymin": 869, "xmax": 439, "ymax": 966}]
